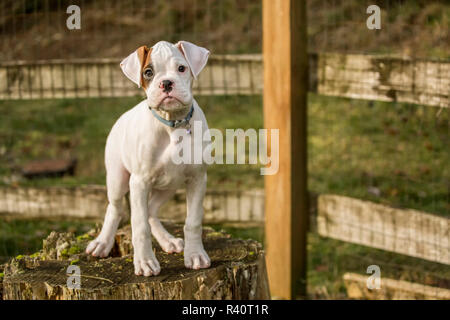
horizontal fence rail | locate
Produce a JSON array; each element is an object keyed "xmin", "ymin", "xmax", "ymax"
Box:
[
  {"xmin": 0, "ymin": 186, "xmax": 265, "ymax": 224},
  {"xmin": 343, "ymin": 273, "xmax": 450, "ymax": 300},
  {"xmin": 0, "ymin": 55, "xmax": 263, "ymax": 99},
  {"xmin": 1, "ymin": 186, "xmax": 448, "ymax": 266},
  {"xmin": 309, "ymin": 53, "xmax": 449, "ymax": 108},
  {"xmin": 317, "ymin": 195, "xmax": 449, "ymax": 265},
  {"xmin": 0, "ymin": 53, "xmax": 448, "ymax": 107}
]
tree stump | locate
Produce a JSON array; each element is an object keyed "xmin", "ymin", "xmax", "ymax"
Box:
[{"xmin": 1, "ymin": 222, "xmax": 270, "ymax": 300}]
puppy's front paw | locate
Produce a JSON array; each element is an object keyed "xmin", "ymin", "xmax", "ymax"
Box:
[
  {"xmin": 85, "ymin": 237, "xmax": 114, "ymax": 258},
  {"xmin": 159, "ymin": 237, "xmax": 184, "ymax": 254},
  {"xmin": 184, "ymin": 246, "xmax": 211, "ymax": 270},
  {"xmin": 134, "ymin": 252, "xmax": 161, "ymax": 277}
]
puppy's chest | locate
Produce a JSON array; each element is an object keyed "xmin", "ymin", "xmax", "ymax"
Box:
[
  {"xmin": 152, "ymin": 159, "xmax": 187, "ymax": 189},
  {"xmin": 146, "ymin": 141, "xmax": 198, "ymax": 189}
]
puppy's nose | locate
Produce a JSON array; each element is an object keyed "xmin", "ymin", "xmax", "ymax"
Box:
[{"xmin": 160, "ymin": 80, "xmax": 173, "ymax": 93}]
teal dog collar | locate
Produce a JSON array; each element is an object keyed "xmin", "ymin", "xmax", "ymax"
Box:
[{"xmin": 149, "ymin": 105, "xmax": 194, "ymax": 130}]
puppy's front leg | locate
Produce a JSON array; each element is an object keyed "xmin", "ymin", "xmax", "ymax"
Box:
[
  {"xmin": 184, "ymin": 172, "xmax": 211, "ymax": 270},
  {"xmin": 129, "ymin": 174, "xmax": 160, "ymax": 276}
]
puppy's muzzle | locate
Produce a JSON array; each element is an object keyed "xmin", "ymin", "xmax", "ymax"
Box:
[{"xmin": 160, "ymin": 80, "xmax": 174, "ymax": 93}]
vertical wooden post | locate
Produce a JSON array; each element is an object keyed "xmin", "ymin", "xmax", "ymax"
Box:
[{"xmin": 263, "ymin": 0, "xmax": 308, "ymax": 299}]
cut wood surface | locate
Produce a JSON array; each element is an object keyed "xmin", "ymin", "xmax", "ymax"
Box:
[
  {"xmin": 343, "ymin": 273, "xmax": 450, "ymax": 300},
  {"xmin": 0, "ymin": 53, "xmax": 447, "ymax": 107},
  {"xmin": 317, "ymin": 194, "xmax": 450, "ymax": 265},
  {"xmin": 1, "ymin": 221, "xmax": 270, "ymax": 300}
]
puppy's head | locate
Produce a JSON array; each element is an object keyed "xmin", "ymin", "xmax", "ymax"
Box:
[{"xmin": 120, "ymin": 41, "xmax": 209, "ymax": 112}]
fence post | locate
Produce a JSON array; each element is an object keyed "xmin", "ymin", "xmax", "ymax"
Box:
[{"xmin": 263, "ymin": 0, "xmax": 308, "ymax": 299}]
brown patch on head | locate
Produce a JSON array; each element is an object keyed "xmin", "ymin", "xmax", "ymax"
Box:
[
  {"xmin": 136, "ymin": 45, "xmax": 153, "ymax": 89},
  {"xmin": 175, "ymin": 42, "xmax": 183, "ymax": 54},
  {"xmin": 175, "ymin": 42, "xmax": 188, "ymax": 62}
]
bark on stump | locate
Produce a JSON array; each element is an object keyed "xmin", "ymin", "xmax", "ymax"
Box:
[{"xmin": 1, "ymin": 222, "xmax": 270, "ymax": 300}]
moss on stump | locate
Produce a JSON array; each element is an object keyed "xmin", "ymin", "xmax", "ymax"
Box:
[{"xmin": 2, "ymin": 221, "xmax": 270, "ymax": 300}]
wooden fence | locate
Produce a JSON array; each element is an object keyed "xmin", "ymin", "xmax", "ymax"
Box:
[
  {"xmin": 0, "ymin": 53, "xmax": 448, "ymax": 108},
  {"xmin": 0, "ymin": 55, "xmax": 263, "ymax": 99},
  {"xmin": 0, "ymin": 186, "xmax": 265, "ymax": 224},
  {"xmin": 343, "ymin": 273, "xmax": 450, "ymax": 300},
  {"xmin": 317, "ymin": 195, "xmax": 449, "ymax": 265},
  {"xmin": 309, "ymin": 53, "xmax": 449, "ymax": 108},
  {"xmin": 1, "ymin": 185, "xmax": 448, "ymax": 267}
]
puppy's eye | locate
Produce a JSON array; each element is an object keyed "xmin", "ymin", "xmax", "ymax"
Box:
[
  {"xmin": 143, "ymin": 68, "xmax": 153, "ymax": 80},
  {"xmin": 178, "ymin": 65, "xmax": 186, "ymax": 73}
]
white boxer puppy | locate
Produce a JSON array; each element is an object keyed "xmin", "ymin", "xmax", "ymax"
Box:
[{"xmin": 86, "ymin": 41, "xmax": 211, "ymax": 276}]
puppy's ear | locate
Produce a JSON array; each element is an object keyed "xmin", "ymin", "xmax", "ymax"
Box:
[
  {"xmin": 176, "ymin": 41, "xmax": 210, "ymax": 79},
  {"xmin": 120, "ymin": 46, "xmax": 152, "ymax": 88}
]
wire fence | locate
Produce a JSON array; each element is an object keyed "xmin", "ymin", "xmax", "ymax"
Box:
[
  {"xmin": 0, "ymin": 0, "xmax": 262, "ymax": 61},
  {"xmin": 0, "ymin": 0, "xmax": 449, "ymax": 299},
  {"xmin": 2, "ymin": 1, "xmax": 448, "ymax": 60}
]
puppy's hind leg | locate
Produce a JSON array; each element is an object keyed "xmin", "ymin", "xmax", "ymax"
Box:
[
  {"xmin": 148, "ymin": 189, "xmax": 184, "ymax": 254},
  {"xmin": 86, "ymin": 164, "xmax": 129, "ymax": 258}
]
